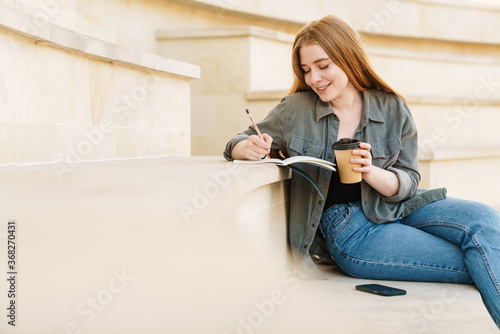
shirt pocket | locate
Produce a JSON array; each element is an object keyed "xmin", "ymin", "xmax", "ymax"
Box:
[
  {"xmin": 371, "ymin": 138, "xmax": 402, "ymax": 169},
  {"xmin": 288, "ymin": 135, "xmax": 325, "ymax": 158}
]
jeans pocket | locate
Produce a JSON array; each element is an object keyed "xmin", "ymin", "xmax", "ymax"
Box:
[{"xmin": 320, "ymin": 204, "xmax": 352, "ymax": 242}]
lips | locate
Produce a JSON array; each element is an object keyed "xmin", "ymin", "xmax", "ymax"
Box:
[{"xmin": 316, "ymin": 83, "xmax": 331, "ymax": 92}]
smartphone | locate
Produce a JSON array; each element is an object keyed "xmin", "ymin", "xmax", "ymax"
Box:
[{"xmin": 355, "ymin": 284, "xmax": 406, "ymax": 296}]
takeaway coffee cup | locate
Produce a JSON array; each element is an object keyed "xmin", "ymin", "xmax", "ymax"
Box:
[{"xmin": 333, "ymin": 138, "xmax": 362, "ymax": 184}]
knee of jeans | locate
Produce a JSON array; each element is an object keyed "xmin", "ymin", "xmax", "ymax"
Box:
[
  {"xmin": 474, "ymin": 202, "xmax": 499, "ymax": 221},
  {"xmin": 464, "ymin": 202, "xmax": 500, "ymax": 234}
]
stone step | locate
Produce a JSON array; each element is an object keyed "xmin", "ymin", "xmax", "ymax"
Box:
[
  {"xmin": 0, "ymin": 157, "xmax": 497, "ymax": 333},
  {"xmin": 0, "ymin": 3, "xmax": 199, "ymax": 166}
]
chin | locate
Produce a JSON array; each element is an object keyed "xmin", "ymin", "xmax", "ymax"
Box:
[
  {"xmin": 317, "ymin": 94, "xmax": 333, "ymax": 103},
  {"xmin": 312, "ymin": 88, "xmax": 335, "ymax": 103}
]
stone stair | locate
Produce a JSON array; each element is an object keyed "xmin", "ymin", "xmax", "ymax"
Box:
[{"xmin": 0, "ymin": 3, "xmax": 199, "ymax": 167}]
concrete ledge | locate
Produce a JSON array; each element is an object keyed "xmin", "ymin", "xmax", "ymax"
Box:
[
  {"xmin": 245, "ymin": 90, "xmax": 289, "ymax": 101},
  {"xmin": 418, "ymin": 147, "xmax": 500, "ymax": 162},
  {"xmin": 172, "ymin": 0, "xmax": 500, "ymax": 45},
  {"xmin": 266, "ymin": 265, "xmax": 498, "ymax": 333},
  {"xmin": 0, "ymin": 3, "xmax": 200, "ymax": 79},
  {"xmin": 0, "ymin": 157, "xmax": 496, "ymax": 333},
  {"xmin": 0, "ymin": 157, "xmax": 292, "ymax": 333},
  {"xmin": 0, "ymin": 2, "xmax": 197, "ymax": 165},
  {"xmin": 418, "ymin": 154, "xmax": 500, "ymax": 212},
  {"xmin": 156, "ymin": 25, "xmax": 294, "ymax": 44},
  {"xmin": 245, "ymin": 91, "xmax": 500, "ymax": 106}
]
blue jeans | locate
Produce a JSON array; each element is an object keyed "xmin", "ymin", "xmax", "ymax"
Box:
[{"xmin": 319, "ymin": 197, "xmax": 500, "ymax": 327}]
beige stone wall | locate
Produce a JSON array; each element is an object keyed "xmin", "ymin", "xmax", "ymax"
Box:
[
  {"xmin": 1, "ymin": 0, "xmax": 499, "ymax": 208},
  {"xmin": 0, "ymin": 1, "xmax": 199, "ymax": 169},
  {"xmin": 157, "ymin": 26, "xmax": 295, "ymax": 156},
  {"xmin": 158, "ymin": 0, "xmax": 500, "ymax": 209},
  {"xmin": 363, "ymin": 32, "xmax": 500, "ymax": 208}
]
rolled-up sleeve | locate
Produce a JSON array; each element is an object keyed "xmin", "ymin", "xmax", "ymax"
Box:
[
  {"xmin": 382, "ymin": 102, "xmax": 420, "ymax": 203},
  {"xmin": 223, "ymin": 134, "xmax": 249, "ymax": 161}
]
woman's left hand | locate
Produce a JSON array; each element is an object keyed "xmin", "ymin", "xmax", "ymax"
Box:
[
  {"xmin": 351, "ymin": 142, "xmax": 373, "ymax": 179},
  {"xmin": 350, "ymin": 142, "xmax": 400, "ymax": 197}
]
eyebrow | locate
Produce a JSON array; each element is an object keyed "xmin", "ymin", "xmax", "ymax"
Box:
[{"xmin": 300, "ymin": 58, "xmax": 330, "ymax": 67}]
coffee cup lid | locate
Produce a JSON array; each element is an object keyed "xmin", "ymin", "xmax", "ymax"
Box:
[{"xmin": 333, "ymin": 138, "xmax": 361, "ymax": 150}]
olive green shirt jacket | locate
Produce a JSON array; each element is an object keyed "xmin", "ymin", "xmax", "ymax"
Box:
[{"xmin": 224, "ymin": 89, "xmax": 446, "ymax": 279}]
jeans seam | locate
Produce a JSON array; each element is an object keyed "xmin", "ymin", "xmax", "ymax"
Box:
[
  {"xmin": 322, "ymin": 205, "xmax": 352, "ymax": 241},
  {"xmin": 413, "ymin": 220, "xmax": 500, "ymax": 296},
  {"xmin": 334, "ymin": 260, "xmax": 362, "ymax": 279},
  {"xmin": 332, "ymin": 207, "xmax": 352, "ymax": 240},
  {"xmin": 333, "ymin": 245, "xmax": 470, "ymax": 276},
  {"xmin": 322, "ymin": 205, "xmax": 358, "ymax": 278}
]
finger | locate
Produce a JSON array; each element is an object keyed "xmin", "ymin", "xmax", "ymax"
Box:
[
  {"xmin": 350, "ymin": 158, "xmax": 372, "ymax": 167},
  {"xmin": 249, "ymin": 147, "xmax": 269, "ymax": 159},
  {"xmin": 246, "ymin": 146, "xmax": 267, "ymax": 160},
  {"xmin": 248, "ymin": 152, "xmax": 264, "ymax": 161},
  {"xmin": 352, "ymin": 150, "xmax": 371, "ymax": 159},
  {"xmin": 249, "ymin": 135, "xmax": 271, "ymax": 150},
  {"xmin": 261, "ymin": 133, "xmax": 273, "ymax": 147},
  {"xmin": 359, "ymin": 142, "xmax": 372, "ymax": 151},
  {"xmin": 246, "ymin": 140, "xmax": 270, "ymax": 158},
  {"xmin": 352, "ymin": 166, "xmax": 370, "ymax": 173}
]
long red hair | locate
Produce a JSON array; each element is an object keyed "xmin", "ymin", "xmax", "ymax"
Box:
[{"xmin": 290, "ymin": 15, "xmax": 404, "ymax": 100}]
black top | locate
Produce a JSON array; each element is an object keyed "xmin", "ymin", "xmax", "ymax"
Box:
[{"xmin": 323, "ymin": 162, "xmax": 361, "ymax": 211}]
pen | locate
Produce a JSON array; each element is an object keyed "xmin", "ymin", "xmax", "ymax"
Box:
[{"xmin": 245, "ymin": 109, "xmax": 264, "ymax": 141}]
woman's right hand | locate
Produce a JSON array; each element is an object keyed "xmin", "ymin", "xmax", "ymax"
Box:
[{"xmin": 231, "ymin": 134, "xmax": 273, "ymax": 161}]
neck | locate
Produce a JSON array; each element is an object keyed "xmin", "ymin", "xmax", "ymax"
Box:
[{"xmin": 330, "ymin": 84, "xmax": 362, "ymax": 114}]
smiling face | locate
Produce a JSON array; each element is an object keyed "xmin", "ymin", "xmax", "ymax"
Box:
[{"xmin": 299, "ymin": 44, "xmax": 354, "ymax": 104}]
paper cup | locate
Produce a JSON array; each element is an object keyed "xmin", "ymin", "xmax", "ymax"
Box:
[{"xmin": 333, "ymin": 138, "xmax": 362, "ymax": 184}]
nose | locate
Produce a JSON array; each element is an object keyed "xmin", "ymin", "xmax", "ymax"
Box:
[{"xmin": 310, "ymin": 68, "xmax": 322, "ymax": 83}]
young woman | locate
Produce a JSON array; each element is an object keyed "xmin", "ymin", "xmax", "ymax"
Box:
[{"xmin": 223, "ymin": 15, "xmax": 500, "ymax": 327}]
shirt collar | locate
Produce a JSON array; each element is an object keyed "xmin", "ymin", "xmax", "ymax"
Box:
[{"xmin": 315, "ymin": 97, "xmax": 335, "ymax": 122}]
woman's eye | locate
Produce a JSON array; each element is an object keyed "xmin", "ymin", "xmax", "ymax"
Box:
[
  {"xmin": 303, "ymin": 69, "xmax": 311, "ymax": 74},
  {"xmin": 320, "ymin": 65, "xmax": 329, "ymax": 70}
]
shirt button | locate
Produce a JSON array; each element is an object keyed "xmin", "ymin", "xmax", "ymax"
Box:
[
  {"xmin": 312, "ymin": 224, "xmax": 316, "ymax": 228},
  {"xmin": 364, "ymin": 201, "xmax": 367, "ymax": 205},
  {"xmin": 304, "ymin": 245, "xmax": 308, "ymax": 249},
  {"xmin": 319, "ymin": 200, "xmax": 323, "ymax": 205},
  {"xmin": 328, "ymin": 154, "xmax": 333, "ymax": 159},
  {"xmin": 376, "ymin": 218, "xmax": 380, "ymax": 222}
]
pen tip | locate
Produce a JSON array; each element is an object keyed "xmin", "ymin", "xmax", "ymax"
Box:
[{"xmin": 245, "ymin": 109, "xmax": 249, "ymax": 113}]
